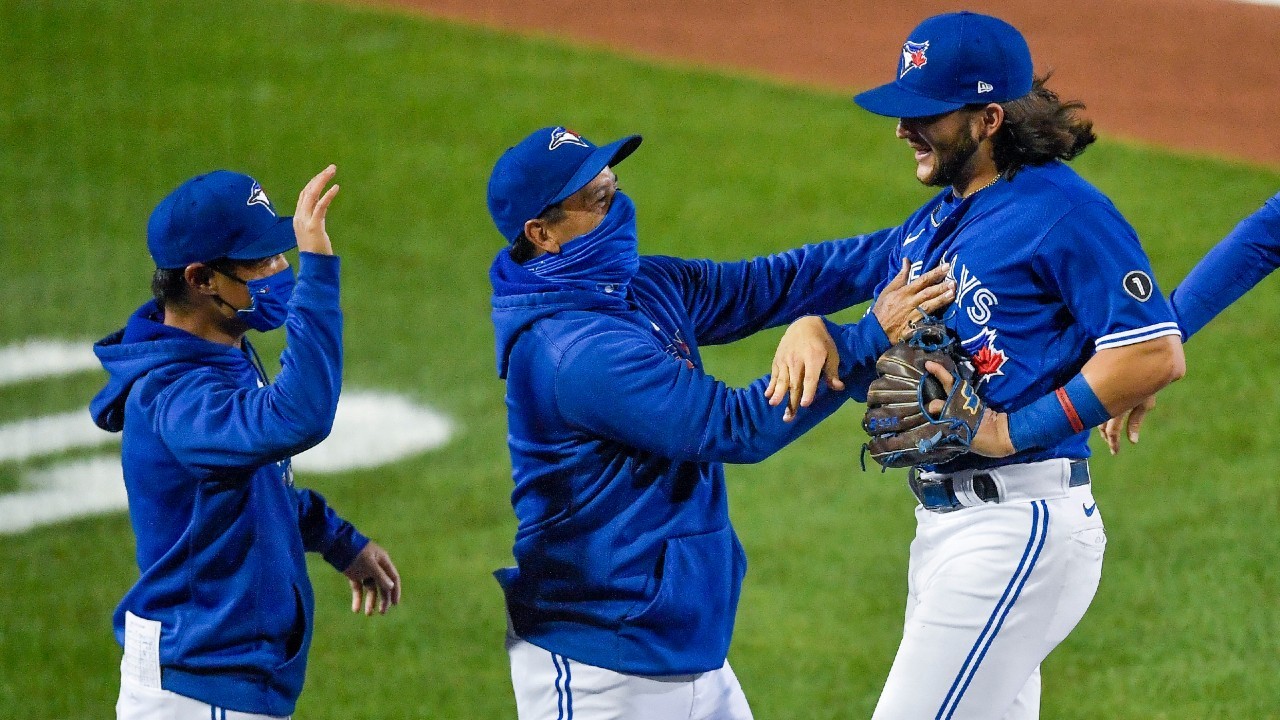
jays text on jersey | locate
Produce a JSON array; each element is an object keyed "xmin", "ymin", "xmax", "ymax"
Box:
[{"xmin": 873, "ymin": 160, "xmax": 1181, "ymax": 470}]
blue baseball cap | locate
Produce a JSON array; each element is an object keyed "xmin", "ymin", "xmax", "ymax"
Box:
[
  {"xmin": 854, "ymin": 12, "xmax": 1034, "ymax": 119},
  {"xmin": 146, "ymin": 170, "xmax": 296, "ymax": 269},
  {"xmin": 487, "ymin": 126, "xmax": 642, "ymax": 243}
]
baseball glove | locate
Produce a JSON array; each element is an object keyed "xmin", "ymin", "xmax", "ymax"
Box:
[{"xmin": 861, "ymin": 318, "xmax": 986, "ymax": 469}]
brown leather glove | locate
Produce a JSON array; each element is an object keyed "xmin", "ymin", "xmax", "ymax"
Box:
[{"xmin": 862, "ymin": 320, "xmax": 986, "ymax": 469}]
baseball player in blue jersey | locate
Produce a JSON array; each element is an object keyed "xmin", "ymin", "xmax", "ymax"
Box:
[
  {"xmin": 772, "ymin": 12, "xmax": 1186, "ymax": 718},
  {"xmin": 486, "ymin": 126, "xmax": 953, "ymax": 720},
  {"xmin": 91, "ymin": 166, "xmax": 401, "ymax": 719}
]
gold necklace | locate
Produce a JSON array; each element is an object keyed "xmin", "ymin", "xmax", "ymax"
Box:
[{"xmin": 963, "ymin": 172, "xmax": 1003, "ymax": 198}]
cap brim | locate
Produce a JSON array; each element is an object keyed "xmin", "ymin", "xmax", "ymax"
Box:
[
  {"xmin": 226, "ymin": 216, "xmax": 297, "ymax": 261},
  {"xmin": 550, "ymin": 135, "xmax": 643, "ymax": 205},
  {"xmin": 853, "ymin": 82, "xmax": 967, "ymax": 119}
]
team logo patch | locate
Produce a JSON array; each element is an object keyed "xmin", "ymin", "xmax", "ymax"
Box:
[
  {"xmin": 1122, "ymin": 270, "xmax": 1154, "ymax": 302},
  {"xmin": 548, "ymin": 127, "xmax": 590, "ymax": 151},
  {"xmin": 247, "ymin": 182, "xmax": 276, "ymax": 216},
  {"xmin": 961, "ymin": 327, "xmax": 1009, "ymax": 383},
  {"xmin": 900, "ymin": 40, "xmax": 929, "ymax": 78}
]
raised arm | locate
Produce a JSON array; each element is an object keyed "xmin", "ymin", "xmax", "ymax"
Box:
[{"xmin": 157, "ymin": 167, "xmax": 344, "ymax": 473}]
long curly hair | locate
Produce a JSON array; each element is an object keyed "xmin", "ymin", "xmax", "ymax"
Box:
[{"xmin": 990, "ymin": 74, "xmax": 1097, "ymax": 178}]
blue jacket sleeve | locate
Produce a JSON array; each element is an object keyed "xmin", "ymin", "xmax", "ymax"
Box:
[
  {"xmin": 154, "ymin": 253, "xmax": 343, "ymax": 473},
  {"xmin": 666, "ymin": 229, "xmax": 900, "ymax": 347},
  {"xmin": 1170, "ymin": 193, "xmax": 1280, "ymax": 340},
  {"xmin": 823, "ymin": 316, "xmax": 893, "ymax": 402},
  {"xmin": 296, "ymin": 486, "xmax": 369, "ymax": 571},
  {"xmin": 554, "ymin": 323, "xmax": 857, "ymax": 464}
]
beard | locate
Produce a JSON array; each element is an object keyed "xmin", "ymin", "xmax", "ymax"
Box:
[{"xmin": 922, "ymin": 129, "xmax": 980, "ymax": 188}]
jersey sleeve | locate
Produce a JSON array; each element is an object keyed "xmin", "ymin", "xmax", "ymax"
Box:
[
  {"xmin": 1170, "ymin": 192, "xmax": 1280, "ymax": 339},
  {"xmin": 554, "ymin": 325, "xmax": 852, "ymax": 464},
  {"xmin": 659, "ymin": 228, "xmax": 900, "ymax": 347},
  {"xmin": 1033, "ymin": 201, "xmax": 1181, "ymax": 351}
]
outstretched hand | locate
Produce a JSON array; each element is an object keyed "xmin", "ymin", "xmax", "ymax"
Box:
[
  {"xmin": 294, "ymin": 165, "xmax": 340, "ymax": 256},
  {"xmin": 767, "ymin": 315, "xmax": 844, "ymax": 422},
  {"xmin": 342, "ymin": 541, "xmax": 401, "ymax": 616}
]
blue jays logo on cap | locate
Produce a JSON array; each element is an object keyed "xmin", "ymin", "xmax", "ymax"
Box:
[
  {"xmin": 487, "ymin": 126, "xmax": 642, "ymax": 244},
  {"xmin": 900, "ymin": 40, "xmax": 929, "ymax": 78},
  {"xmin": 146, "ymin": 170, "xmax": 297, "ymax": 268},
  {"xmin": 548, "ymin": 127, "xmax": 590, "ymax": 151},
  {"xmin": 854, "ymin": 12, "xmax": 1034, "ymax": 119},
  {"xmin": 247, "ymin": 181, "xmax": 276, "ymax": 216}
]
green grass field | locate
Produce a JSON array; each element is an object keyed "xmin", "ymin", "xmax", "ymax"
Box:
[{"xmin": 2, "ymin": 0, "xmax": 1278, "ymax": 717}]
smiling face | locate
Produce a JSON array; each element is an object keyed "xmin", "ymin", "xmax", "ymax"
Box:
[{"xmin": 896, "ymin": 109, "xmax": 984, "ymax": 189}]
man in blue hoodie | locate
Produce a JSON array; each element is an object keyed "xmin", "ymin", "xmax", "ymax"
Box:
[
  {"xmin": 486, "ymin": 126, "xmax": 955, "ymax": 719},
  {"xmin": 92, "ymin": 166, "xmax": 400, "ymax": 720}
]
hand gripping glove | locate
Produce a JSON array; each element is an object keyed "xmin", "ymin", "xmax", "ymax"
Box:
[{"xmin": 861, "ymin": 319, "xmax": 986, "ymax": 469}]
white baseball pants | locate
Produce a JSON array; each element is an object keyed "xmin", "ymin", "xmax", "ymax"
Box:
[
  {"xmin": 116, "ymin": 675, "xmax": 290, "ymax": 720},
  {"xmin": 116, "ymin": 611, "xmax": 289, "ymax": 720},
  {"xmin": 507, "ymin": 631, "xmax": 753, "ymax": 720},
  {"xmin": 872, "ymin": 481, "xmax": 1106, "ymax": 720}
]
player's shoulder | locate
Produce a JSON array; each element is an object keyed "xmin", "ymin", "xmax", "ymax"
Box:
[
  {"xmin": 637, "ymin": 253, "xmax": 704, "ymax": 281},
  {"xmin": 635, "ymin": 254, "xmax": 708, "ymax": 300},
  {"xmin": 1011, "ymin": 161, "xmax": 1113, "ymax": 211}
]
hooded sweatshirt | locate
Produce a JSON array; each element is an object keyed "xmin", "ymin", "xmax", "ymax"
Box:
[
  {"xmin": 90, "ymin": 253, "xmax": 367, "ymax": 716},
  {"xmin": 491, "ymin": 231, "xmax": 896, "ymax": 675}
]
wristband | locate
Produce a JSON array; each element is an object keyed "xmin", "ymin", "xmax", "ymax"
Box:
[{"xmin": 1007, "ymin": 374, "xmax": 1110, "ymax": 452}]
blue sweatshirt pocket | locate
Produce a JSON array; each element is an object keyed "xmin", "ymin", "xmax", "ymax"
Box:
[{"xmin": 617, "ymin": 525, "xmax": 747, "ymax": 674}]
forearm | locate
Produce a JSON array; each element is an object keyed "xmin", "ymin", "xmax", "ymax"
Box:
[
  {"xmin": 824, "ymin": 315, "xmax": 892, "ymax": 400},
  {"xmin": 687, "ymin": 230, "xmax": 897, "ymax": 345},
  {"xmin": 558, "ymin": 331, "xmax": 851, "ymax": 464},
  {"xmin": 1005, "ymin": 336, "xmax": 1184, "ymax": 453},
  {"xmin": 269, "ymin": 252, "xmax": 344, "ymax": 444},
  {"xmin": 297, "ymin": 487, "xmax": 369, "ymax": 571},
  {"xmin": 1081, "ymin": 335, "xmax": 1185, "ymax": 413}
]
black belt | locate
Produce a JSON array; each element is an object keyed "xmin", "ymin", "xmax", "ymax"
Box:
[{"xmin": 909, "ymin": 459, "xmax": 1090, "ymax": 513}]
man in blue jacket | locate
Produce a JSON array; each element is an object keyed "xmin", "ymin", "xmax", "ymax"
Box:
[
  {"xmin": 486, "ymin": 126, "xmax": 954, "ymax": 719},
  {"xmin": 91, "ymin": 166, "xmax": 400, "ymax": 719}
]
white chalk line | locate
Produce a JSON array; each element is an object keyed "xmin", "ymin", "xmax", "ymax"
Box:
[{"xmin": 0, "ymin": 337, "xmax": 455, "ymax": 534}]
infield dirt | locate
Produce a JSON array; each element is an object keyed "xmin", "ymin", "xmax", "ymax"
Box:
[{"xmin": 369, "ymin": 0, "xmax": 1280, "ymax": 168}]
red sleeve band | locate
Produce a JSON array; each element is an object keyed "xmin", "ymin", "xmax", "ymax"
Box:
[{"xmin": 1055, "ymin": 387, "xmax": 1085, "ymax": 433}]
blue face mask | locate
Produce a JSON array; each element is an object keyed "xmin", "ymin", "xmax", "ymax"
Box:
[
  {"xmin": 214, "ymin": 265, "xmax": 295, "ymax": 332},
  {"xmin": 525, "ymin": 190, "xmax": 639, "ymax": 295}
]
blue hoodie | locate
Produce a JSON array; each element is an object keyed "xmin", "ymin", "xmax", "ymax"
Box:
[
  {"xmin": 491, "ymin": 233, "xmax": 895, "ymax": 675},
  {"xmin": 90, "ymin": 253, "xmax": 367, "ymax": 716}
]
